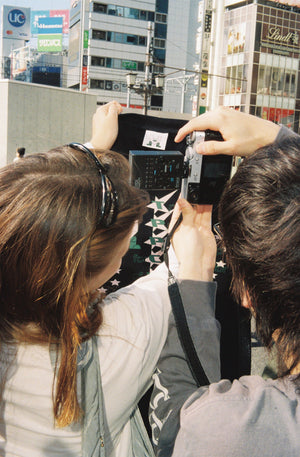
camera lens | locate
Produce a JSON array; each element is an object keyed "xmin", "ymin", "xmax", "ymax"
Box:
[{"xmin": 188, "ymin": 189, "xmax": 199, "ymax": 204}]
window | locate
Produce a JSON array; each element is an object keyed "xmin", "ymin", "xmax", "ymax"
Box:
[
  {"xmin": 153, "ymin": 48, "xmax": 165, "ymax": 64},
  {"xmin": 93, "ymin": 4, "xmax": 154, "ymax": 22},
  {"xmin": 115, "ymin": 33, "xmax": 123, "ymax": 43},
  {"xmin": 91, "ymin": 56, "xmax": 105, "ymax": 66},
  {"xmin": 154, "ymin": 23, "xmax": 167, "ymax": 39},
  {"xmin": 92, "ymin": 29, "xmax": 145, "ymax": 48},
  {"xmin": 90, "ymin": 79, "xmax": 105, "ymax": 89},
  {"xmin": 93, "ymin": 3, "xmax": 107, "ymax": 14},
  {"xmin": 153, "ymin": 64, "xmax": 161, "ymax": 74},
  {"xmin": 290, "ymin": 72, "xmax": 296, "ymax": 97},
  {"xmin": 139, "ymin": 36, "xmax": 146, "ymax": 46},
  {"xmin": 151, "ymin": 95, "xmax": 163, "ymax": 107},
  {"xmin": 225, "ymin": 65, "xmax": 245, "ymax": 94},
  {"xmin": 124, "ymin": 8, "xmax": 139, "ymax": 19},
  {"xmin": 113, "ymin": 59, "xmax": 121, "ymax": 69},
  {"xmin": 126, "ymin": 34, "xmax": 138, "ymax": 45},
  {"xmin": 140, "ymin": 10, "xmax": 147, "ymax": 20},
  {"xmin": 107, "ymin": 5, "xmax": 123, "ymax": 16},
  {"xmin": 108, "ymin": 5, "xmax": 117, "ymax": 15},
  {"xmin": 106, "ymin": 58, "xmax": 112, "ymax": 68},
  {"xmin": 156, "ymin": 0, "xmax": 168, "ymax": 14},
  {"xmin": 155, "ymin": 13, "xmax": 167, "ymax": 23},
  {"xmin": 92, "ymin": 30, "xmax": 106, "ymax": 40},
  {"xmin": 154, "ymin": 38, "xmax": 165, "ymax": 48},
  {"xmin": 257, "ymin": 65, "xmax": 297, "ymax": 98},
  {"xmin": 116, "ymin": 6, "xmax": 124, "ymax": 17}
]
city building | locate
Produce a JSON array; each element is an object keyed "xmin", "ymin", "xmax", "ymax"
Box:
[
  {"xmin": 0, "ymin": 5, "xmax": 69, "ymax": 87},
  {"xmin": 219, "ymin": 0, "xmax": 300, "ymax": 133},
  {"xmin": 67, "ymin": 0, "xmax": 199, "ymax": 113},
  {"xmin": 0, "ymin": 4, "xmax": 31, "ymax": 79},
  {"xmin": 10, "ymin": 46, "xmax": 68, "ymax": 87}
]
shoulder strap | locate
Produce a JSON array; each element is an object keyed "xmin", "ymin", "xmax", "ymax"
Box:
[
  {"xmin": 164, "ymin": 218, "xmax": 209, "ymax": 387},
  {"xmin": 81, "ymin": 336, "xmax": 107, "ymax": 457},
  {"xmin": 168, "ymin": 280, "xmax": 209, "ymax": 387},
  {"xmin": 49, "ymin": 337, "xmax": 107, "ymax": 457}
]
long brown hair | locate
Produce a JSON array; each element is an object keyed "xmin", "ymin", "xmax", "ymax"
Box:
[{"xmin": 0, "ymin": 146, "xmax": 149, "ymax": 426}]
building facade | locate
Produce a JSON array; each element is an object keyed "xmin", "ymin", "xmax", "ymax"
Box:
[
  {"xmin": 219, "ymin": 0, "xmax": 300, "ymax": 133},
  {"xmin": 0, "ymin": 5, "xmax": 69, "ymax": 88},
  {"xmin": 68, "ymin": 0, "xmax": 199, "ymax": 113}
]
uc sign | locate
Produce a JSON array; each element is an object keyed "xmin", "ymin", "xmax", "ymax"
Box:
[{"xmin": 8, "ymin": 9, "xmax": 26, "ymax": 27}]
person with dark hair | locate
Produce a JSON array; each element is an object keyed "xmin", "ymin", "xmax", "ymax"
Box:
[
  {"xmin": 13, "ymin": 147, "xmax": 26, "ymax": 162},
  {"xmin": 150, "ymin": 107, "xmax": 300, "ymax": 457},
  {"xmin": 0, "ymin": 101, "xmax": 212, "ymax": 456}
]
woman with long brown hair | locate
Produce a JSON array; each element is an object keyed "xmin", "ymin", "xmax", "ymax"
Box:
[{"xmin": 0, "ymin": 101, "xmax": 212, "ymax": 457}]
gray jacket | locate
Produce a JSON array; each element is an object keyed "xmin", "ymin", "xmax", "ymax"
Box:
[{"xmin": 150, "ymin": 278, "xmax": 300, "ymax": 457}]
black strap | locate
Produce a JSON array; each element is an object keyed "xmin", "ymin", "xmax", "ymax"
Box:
[{"xmin": 164, "ymin": 217, "xmax": 210, "ymax": 387}]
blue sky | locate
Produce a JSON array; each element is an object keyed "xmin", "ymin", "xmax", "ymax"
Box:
[{"xmin": 0, "ymin": 0, "xmax": 70, "ymax": 11}]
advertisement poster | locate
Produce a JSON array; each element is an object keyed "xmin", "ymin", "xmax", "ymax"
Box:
[
  {"xmin": 31, "ymin": 10, "xmax": 69, "ymax": 35},
  {"xmin": 227, "ymin": 23, "xmax": 246, "ymax": 54},
  {"xmin": 2, "ymin": 6, "xmax": 31, "ymax": 40},
  {"xmin": 38, "ymin": 35, "xmax": 62, "ymax": 52},
  {"xmin": 37, "ymin": 17, "xmax": 63, "ymax": 52}
]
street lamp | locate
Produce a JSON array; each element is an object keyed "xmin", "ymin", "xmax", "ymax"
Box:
[
  {"xmin": 126, "ymin": 71, "xmax": 165, "ymax": 114},
  {"xmin": 155, "ymin": 74, "xmax": 165, "ymax": 88},
  {"xmin": 126, "ymin": 72, "xmax": 137, "ymax": 108}
]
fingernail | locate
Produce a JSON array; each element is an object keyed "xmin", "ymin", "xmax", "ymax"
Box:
[{"xmin": 177, "ymin": 198, "xmax": 187, "ymax": 208}]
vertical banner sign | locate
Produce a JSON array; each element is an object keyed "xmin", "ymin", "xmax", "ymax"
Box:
[
  {"xmin": 83, "ymin": 30, "xmax": 89, "ymax": 48},
  {"xmin": 199, "ymin": 0, "xmax": 213, "ymax": 107},
  {"xmin": 81, "ymin": 30, "xmax": 89, "ymax": 91},
  {"xmin": 82, "ymin": 66, "xmax": 87, "ymax": 85}
]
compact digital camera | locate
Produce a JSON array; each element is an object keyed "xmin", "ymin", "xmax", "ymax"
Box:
[{"xmin": 129, "ymin": 130, "xmax": 232, "ymax": 205}]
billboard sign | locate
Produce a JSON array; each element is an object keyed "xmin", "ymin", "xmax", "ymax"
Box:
[
  {"xmin": 11, "ymin": 46, "xmax": 30, "ymax": 76},
  {"xmin": 37, "ymin": 17, "xmax": 63, "ymax": 35},
  {"xmin": 38, "ymin": 34, "xmax": 62, "ymax": 52},
  {"xmin": 122, "ymin": 60, "xmax": 137, "ymax": 71},
  {"xmin": 227, "ymin": 23, "xmax": 246, "ymax": 54},
  {"xmin": 31, "ymin": 10, "xmax": 69, "ymax": 35},
  {"xmin": 2, "ymin": 6, "xmax": 31, "ymax": 39},
  {"xmin": 70, "ymin": 0, "xmax": 81, "ymax": 25},
  {"xmin": 31, "ymin": 10, "xmax": 48, "ymax": 34},
  {"xmin": 50, "ymin": 10, "xmax": 69, "ymax": 34}
]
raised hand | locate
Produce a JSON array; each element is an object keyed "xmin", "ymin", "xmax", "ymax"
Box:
[
  {"xmin": 90, "ymin": 101, "xmax": 123, "ymax": 151},
  {"xmin": 171, "ymin": 199, "xmax": 216, "ymax": 282},
  {"xmin": 175, "ymin": 106, "xmax": 280, "ymax": 157}
]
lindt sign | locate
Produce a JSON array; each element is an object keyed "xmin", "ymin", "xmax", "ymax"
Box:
[{"xmin": 264, "ymin": 26, "xmax": 299, "ymax": 47}]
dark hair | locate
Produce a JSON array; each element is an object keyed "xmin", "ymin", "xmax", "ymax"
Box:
[
  {"xmin": 219, "ymin": 137, "xmax": 300, "ymax": 377},
  {"xmin": 0, "ymin": 146, "xmax": 149, "ymax": 425},
  {"xmin": 16, "ymin": 147, "xmax": 25, "ymax": 157}
]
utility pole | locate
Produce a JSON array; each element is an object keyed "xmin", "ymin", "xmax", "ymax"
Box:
[
  {"xmin": 208, "ymin": 0, "xmax": 224, "ymax": 110},
  {"xmin": 144, "ymin": 22, "xmax": 153, "ymax": 115},
  {"xmin": 196, "ymin": 0, "xmax": 213, "ymax": 115}
]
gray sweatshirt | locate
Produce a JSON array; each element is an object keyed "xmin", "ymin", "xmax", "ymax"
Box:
[{"xmin": 149, "ymin": 125, "xmax": 300, "ymax": 457}]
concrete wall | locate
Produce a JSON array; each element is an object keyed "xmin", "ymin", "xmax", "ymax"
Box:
[
  {"xmin": 0, "ymin": 80, "xmax": 191, "ymax": 167},
  {"xmin": 0, "ymin": 80, "xmax": 97, "ymax": 166}
]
